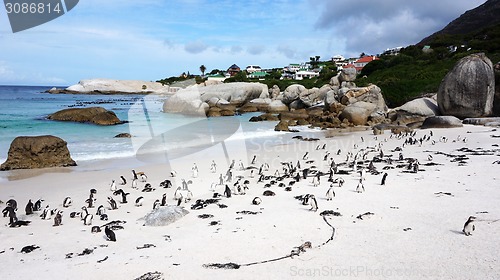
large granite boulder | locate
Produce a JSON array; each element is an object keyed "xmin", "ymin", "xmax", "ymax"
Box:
[
  {"xmin": 463, "ymin": 117, "xmax": 500, "ymax": 126},
  {"xmin": 389, "ymin": 97, "xmax": 439, "ymax": 125},
  {"xmin": 48, "ymin": 107, "xmax": 124, "ymax": 125},
  {"xmin": 282, "ymin": 84, "xmax": 307, "ymax": 105},
  {"xmin": 1, "ymin": 135, "xmax": 77, "ymax": 170},
  {"xmin": 339, "ymin": 67, "xmax": 357, "ymax": 82},
  {"xmin": 267, "ymin": 100, "xmax": 289, "ymax": 113},
  {"xmin": 141, "ymin": 206, "xmax": 189, "ymax": 226},
  {"xmin": 437, "ymin": 53, "xmax": 495, "ymax": 118},
  {"xmin": 269, "ymin": 85, "xmax": 281, "ymax": 99},
  {"xmin": 341, "ymin": 85, "xmax": 387, "ymax": 113},
  {"xmin": 299, "ymin": 87, "xmax": 324, "ymax": 107},
  {"xmin": 340, "ymin": 101, "xmax": 377, "ymax": 125},
  {"xmin": 421, "ymin": 116, "xmax": 463, "ymax": 129},
  {"xmin": 493, "ymin": 62, "xmax": 500, "ymax": 116},
  {"xmin": 163, "ymin": 88, "xmax": 209, "ymax": 116},
  {"xmin": 198, "ymin": 82, "xmax": 268, "ymax": 106}
]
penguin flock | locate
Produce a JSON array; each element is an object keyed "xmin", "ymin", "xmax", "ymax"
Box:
[{"xmin": 1, "ymin": 126, "xmax": 494, "ymax": 268}]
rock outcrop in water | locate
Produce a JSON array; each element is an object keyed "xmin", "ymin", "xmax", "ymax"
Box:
[
  {"xmin": 437, "ymin": 53, "xmax": 495, "ymax": 118},
  {"xmin": 48, "ymin": 107, "xmax": 124, "ymax": 125},
  {"xmin": 0, "ymin": 135, "xmax": 77, "ymax": 170},
  {"xmin": 52, "ymin": 78, "xmax": 173, "ymax": 95}
]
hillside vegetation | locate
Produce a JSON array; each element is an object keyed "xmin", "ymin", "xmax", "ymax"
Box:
[{"xmin": 358, "ymin": 23, "xmax": 500, "ymax": 107}]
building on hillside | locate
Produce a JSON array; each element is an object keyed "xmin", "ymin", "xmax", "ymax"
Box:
[
  {"xmin": 344, "ymin": 56, "xmax": 379, "ymax": 73},
  {"xmin": 283, "ymin": 63, "xmax": 301, "ymax": 73},
  {"xmin": 206, "ymin": 73, "xmax": 226, "ymax": 82},
  {"xmin": 382, "ymin": 47, "xmax": 403, "ymax": 56},
  {"xmin": 227, "ymin": 64, "xmax": 241, "ymax": 76},
  {"xmin": 245, "ymin": 65, "xmax": 262, "ymax": 73},
  {"xmin": 294, "ymin": 70, "xmax": 319, "ymax": 80},
  {"xmin": 247, "ymin": 71, "xmax": 268, "ymax": 79}
]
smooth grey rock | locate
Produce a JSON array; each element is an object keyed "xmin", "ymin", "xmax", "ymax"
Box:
[{"xmin": 421, "ymin": 116, "xmax": 463, "ymax": 129}]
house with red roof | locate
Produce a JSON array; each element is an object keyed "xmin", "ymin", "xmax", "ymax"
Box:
[{"xmin": 344, "ymin": 56, "xmax": 379, "ymax": 73}]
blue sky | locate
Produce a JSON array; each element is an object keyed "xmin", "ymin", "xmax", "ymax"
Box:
[{"xmin": 0, "ymin": 0, "xmax": 487, "ymax": 86}]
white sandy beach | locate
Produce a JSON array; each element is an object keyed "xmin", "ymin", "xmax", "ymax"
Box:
[{"xmin": 1, "ymin": 125, "xmax": 500, "ymax": 280}]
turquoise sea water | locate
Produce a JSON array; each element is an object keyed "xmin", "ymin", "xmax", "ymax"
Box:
[{"xmin": 0, "ymin": 85, "xmax": 286, "ymax": 166}]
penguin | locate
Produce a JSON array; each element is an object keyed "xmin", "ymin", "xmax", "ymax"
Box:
[
  {"xmin": 142, "ymin": 183, "xmax": 155, "ymax": 192},
  {"xmin": 91, "ymin": 226, "xmax": 101, "ymax": 233},
  {"xmin": 210, "ymin": 160, "xmax": 217, "ymax": 173},
  {"xmin": 80, "ymin": 206, "xmax": 89, "ymax": 221},
  {"xmin": 100, "ymin": 214, "xmax": 109, "ymax": 221},
  {"xmin": 113, "ymin": 189, "xmax": 130, "ymax": 203},
  {"xmin": 119, "ymin": 176, "xmax": 127, "ymax": 185},
  {"xmin": 170, "ymin": 170, "xmax": 177, "ymax": 177},
  {"xmin": 224, "ymin": 185, "xmax": 232, "ymax": 198},
  {"xmin": 309, "ymin": 195, "xmax": 318, "ymax": 212},
  {"xmin": 311, "ymin": 173, "xmax": 320, "ymax": 187},
  {"xmin": 6, "ymin": 199, "xmax": 17, "ymax": 210},
  {"xmin": 427, "ymin": 154, "xmax": 433, "ymax": 161},
  {"xmin": 107, "ymin": 196, "xmax": 118, "ymax": 210},
  {"xmin": 53, "ymin": 210, "xmax": 63, "ymax": 226},
  {"xmin": 25, "ymin": 199, "xmax": 34, "ymax": 215},
  {"xmin": 302, "ymin": 194, "xmax": 310, "ymax": 205},
  {"xmin": 86, "ymin": 193, "xmax": 96, "ymax": 208},
  {"xmin": 132, "ymin": 169, "xmax": 138, "ymax": 180},
  {"xmin": 96, "ymin": 205, "xmax": 106, "ymax": 216},
  {"xmin": 160, "ymin": 180, "xmax": 172, "ymax": 188},
  {"xmin": 33, "ymin": 199, "xmax": 43, "ymax": 211},
  {"xmin": 63, "ymin": 197, "xmax": 72, "ymax": 208},
  {"xmin": 462, "ymin": 216, "xmax": 476, "ymax": 236},
  {"xmin": 110, "ymin": 180, "xmax": 117, "ymax": 192},
  {"xmin": 83, "ymin": 212, "xmax": 93, "ymax": 226},
  {"xmin": 140, "ymin": 173, "xmax": 148, "ymax": 182},
  {"xmin": 356, "ymin": 178, "xmax": 365, "ymax": 193},
  {"xmin": 251, "ymin": 155, "xmax": 257, "ymax": 165},
  {"xmin": 131, "ymin": 178, "xmax": 138, "ymax": 189},
  {"xmin": 381, "ymin": 173, "xmax": 388, "ymax": 185},
  {"xmin": 252, "ymin": 197, "xmax": 262, "ymax": 205},
  {"xmin": 192, "ymin": 163, "xmax": 199, "ymax": 178},
  {"xmin": 153, "ymin": 199, "xmax": 161, "ymax": 210},
  {"xmin": 40, "ymin": 205, "xmax": 50, "ymax": 220},
  {"xmin": 161, "ymin": 193, "xmax": 168, "ymax": 206},
  {"xmin": 2, "ymin": 206, "xmax": 18, "ymax": 226},
  {"xmin": 326, "ymin": 185, "xmax": 335, "ymax": 201},
  {"xmin": 105, "ymin": 226, "xmax": 116, "ymax": 242},
  {"xmin": 135, "ymin": 196, "xmax": 144, "ymax": 207},
  {"xmin": 302, "ymin": 152, "xmax": 309, "ymax": 160}
]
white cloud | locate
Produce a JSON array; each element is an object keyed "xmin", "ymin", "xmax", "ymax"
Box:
[{"xmin": 184, "ymin": 40, "xmax": 209, "ymax": 54}]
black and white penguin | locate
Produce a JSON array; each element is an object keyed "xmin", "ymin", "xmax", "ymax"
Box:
[
  {"xmin": 131, "ymin": 178, "xmax": 138, "ymax": 189},
  {"xmin": 96, "ymin": 205, "xmax": 106, "ymax": 216},
  {"xmin": 110, "ymin": 180, "xmax": 117, "ymax": 192},
  {"xmin": 86, "ymin": 193, "xmax": 96, "ymax": 208},
  {"xmin": 105, "ymin": 226, "xmax": 116, "ymax": 242},
  {"xmin": 113, "ymin": 189, "xmax": 130, "ymax": 203},
  {"xmin": 252, "ymin": 197, "xmax": 262, "ymax": 205},
  {"xmin": 25, "ymin": 199, "xmax": 34, "ymax": 215},
  {"xmin": 462, "ymin": 216, "xmax": 476, "ymax": 236},
  {"xmin": 224, "ymin": 185, "xmax": 232, "ymax": 198},
  {"xmin": 160, "ymin": 180, "xmax": 172, "ymax": 188},
  {"xmin": 53, "ymin": 210, "xmax": 63, "ymax": 226},
  {"xmin": 170, "ymin": 170, "xmax": 177, "ymax": 177},
  {"xmin": 6, "ymin": 199, "xmax": 17, "ymax": 211},
  {"xmin": 140, "ymin": 173, "xmax": 148, "ymax": 182},
  {"xmin": 309, "ymin": 195, "xmax": 318, "ymax": 212},
  {"xmin": 142, "ymin": 183, "xmax": 155, "ymax": 192},
  {"xmin": 153, "ymin": 199, "xmax": 160, "ymax": 210},
  {"xmin": 107, "ymin": 196, "xmax": 118, "ymax": 210},
  {"xmin": 132, "ymin": 169, "xmax": 138, "ymax": 180},
  {"xmin": 135, "ymin": 196, "xmax": 144, "ymax": 207},
  {"xmin": 161, "ymin": 193, "xmax": 168, "ymax": 206},
  {"xmin": 40, "ymin": 205, "xmax": 50, "ymax": 220},
  {"xmin": 302, "ymin": 152, "xmax": 309, "ymax": 160},
  {"xmin": 173, "ymin": 187, "xmax": 183, "ymax": 200},
  {"xmin": 91, "ymin": 226, "xmax": 101, "ymax": 233},
  {"xmin": 381, "ymin": 173, "xmax": 388, "ymax": 185},
  {"xmin": 83, "ymin": 212, "xmax": 93, "ymax": 225},
  {"xmin": 356, "ymin": 178, "xmax": 365, "ymax": 193},
  {"xmin": 302, "ymin": 194, "xmax": 310, "ymax": 206},
  {"xmin": 251, "ymin": 155, "xmax": 257, "ymax": 165},
  {"xmin": 2, "ymin": 206, "xmax": 18, "ymax": 226},
  {"xmin": 119, "ymin": 176, "xmax": 127, "ymax": 185},
  {"xmin": 326, "ymin": 185, "xmax": 335, "ymax": 201},
  {"xmin": 33, "ymin": 199, "xmax": 43, "ymax": 211},
  {"xmin": 63, "ymin": 197, "xmax": 72, "ymax": 208}
]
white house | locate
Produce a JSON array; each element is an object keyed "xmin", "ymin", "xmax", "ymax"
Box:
[{"xmin": 294, "ymin": 70, "xmax": 319, "ymax": 80}]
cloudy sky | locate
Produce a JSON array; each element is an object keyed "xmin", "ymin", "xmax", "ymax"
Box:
[{"xmin": 0, "ymin": 0, "xmax": 487, "ymax": 85}]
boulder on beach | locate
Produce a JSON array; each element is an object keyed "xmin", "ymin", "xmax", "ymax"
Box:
[
  {"xmin": 141, "ymin": 206, "xmax": 189, "ymax": 226},
  {"xmin": 340, "ymin": 101, "xmax": 377, "ymax": 125},
  {"xmin": 421, "ymin": 116, "xmax": 463, "ymax": 129},
  {"xmin": 389, "ymin": 97, "xmax": 439, "ymax": 125},
  {"xmin": 282, "ymin": 84, "xmax": 308, "ymax": 105},
  {"xmin": 163, "ymin": 89, "xmax": 209, "ymax": 116},
  {"xmin": 437, "ymin": 53, "xmax": 495, "ymax": 118},
  {"xmin": 48, "ymin": 107, "xmax": 124, "ymax": 125},
  {"xmin": 463, "ymin": 117, "xmax": 500, "ymax": 126},
  {"xmin": 274, "ymin": 120, "xmax": 290, "ymax": 132},
  {"xmin": 0, "ymin": 135, "xmax": 77, "ymax": 171}
]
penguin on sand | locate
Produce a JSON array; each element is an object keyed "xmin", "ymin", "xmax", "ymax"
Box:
[
  {"xmin": 381, "ymin": 173, "xmax": 388, "ymax": 185},
  {"xmin": 356, "ymin": 178, "xmax": 365, "ymax": 193},
  {"xmin": 462, "ymin": 216, "xmax": 476, "ymax": 236},
  {"xmin": 309, "ymin": 195, "xmax": 318, "ymax": 212},
  {"xmin": 325, "ymin": 184, "xmax": 335, "ymax": 201},
  {"xmin": 105, "ymin": 226, "xmax": 116, "ymax": 242}
]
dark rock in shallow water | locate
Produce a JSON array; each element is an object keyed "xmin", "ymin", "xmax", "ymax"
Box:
[
  {"xmin": 47, "ymin": 106, "xmax": 124, "ymax": 125},
  {"xmin": 114, "ymin": 133, "xmax": 132, "ymax": 138},
  {"xmin": 1, "ymin": 135, "xmax": 76, "ymax": 171}
]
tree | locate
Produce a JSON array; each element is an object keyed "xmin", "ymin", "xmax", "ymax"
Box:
[{"xmin": 200, "ymin": 65, "xmax": 206, "ymax": 76}]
